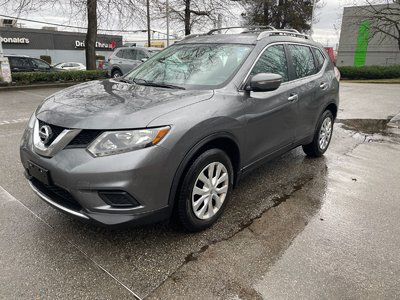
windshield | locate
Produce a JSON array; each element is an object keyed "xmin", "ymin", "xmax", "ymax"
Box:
[{"xmin": 126, "ymin": 44, "xmax": 253, "ymax": 88}]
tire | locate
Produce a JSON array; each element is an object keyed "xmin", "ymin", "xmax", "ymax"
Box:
[
  {"xmin": 302, "ymin": 110, "xmax": 334, "ymax": 157},
  {"xmin": 111, "ymin": 69, "xmax": 122, "ymax": 78},
  {"xmin": 177, "ymin": 149, "xmax": 234, "ymax": 232}
]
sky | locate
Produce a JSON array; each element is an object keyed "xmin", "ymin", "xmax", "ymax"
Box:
[
  {"xmin": 1, "ymin": 0, "xmax": 347, "ymax": 47},
  {"xmin": 312, "ymin": 0, "xmax": 345, "ymax": 48}
]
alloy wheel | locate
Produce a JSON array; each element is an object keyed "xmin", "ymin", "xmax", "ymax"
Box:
[
  {"xmin": 319, "ymin": 116, "xmax": 332, "ymax": 150},
  {"xmin": 191, "ymin": 162, "xmax": 229, "ymax": 220}
]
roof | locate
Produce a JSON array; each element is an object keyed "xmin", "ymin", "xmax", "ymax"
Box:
[{"xmin": 178, "ymin": 34, "xmax": 259, "ymax": 45}]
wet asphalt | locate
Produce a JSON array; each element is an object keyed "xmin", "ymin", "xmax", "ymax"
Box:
[{"xmin": 0, "ymin": 83, "xmax": 399, "ymax": 299}]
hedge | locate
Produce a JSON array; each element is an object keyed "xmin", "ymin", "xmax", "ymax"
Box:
[
  {"xmin": 338, "ymin": 65, "xmax": 400, "ymax": 80},
  {"xmin": 11, "ymin": 70, "xmax": 107, "ymax": 85}
]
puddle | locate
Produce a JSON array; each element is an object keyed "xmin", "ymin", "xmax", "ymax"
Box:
[{"xmin": 336, "ymin": 119, "xmax": 390, "ymax": 134}]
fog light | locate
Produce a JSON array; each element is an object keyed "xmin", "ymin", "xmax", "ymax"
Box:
[{"xmin": 98, "ymin": 191, "xmax": 140, "ymax": 208}]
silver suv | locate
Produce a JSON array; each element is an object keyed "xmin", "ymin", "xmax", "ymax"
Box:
[
  {"xmin": 107, "ymin": 46, "xmax": 160, "ymax": 77},
  {"xmin": 20, "ymin": 27, "xmax": 340, "ymax": 232}
]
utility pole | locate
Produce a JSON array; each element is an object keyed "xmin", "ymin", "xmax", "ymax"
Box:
[
  {"xmin": 311, "ymin": 0, "xmax": 317, "ymax": 34},
  {"xmin": 147, "ymin": 0, "xmax": 151, "ymax": 47},
  {"xmin": 166, "ymin": 0, "xmax": 170, "ymax": 46},
  {"xmin": 0, "ymin": 35, "xmax": 3, "ymax": 58}
]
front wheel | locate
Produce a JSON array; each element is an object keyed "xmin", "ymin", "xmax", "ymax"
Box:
[
  {"xmin": 112, "ymin": 69, "xmax": 122, "ymax": 78},
  {"xmin": 177, "ymin": 149, "xmax": 233, "ymax": 232},
  {"xmin": 302, "ymin": 110, "xmax": 334, "ymax": 157}
]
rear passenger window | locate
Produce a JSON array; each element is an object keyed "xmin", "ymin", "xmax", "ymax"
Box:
[
  {"xmin": 250, "ymin": 44, "xmax": 289, "ymax": 82},
  {"xmin": 313, "ymin": 48, "xmax": 326, "ymax": 72},
  {"xmin": 123, "ymin": 49, "xmax": 137, "ymax": 60},
  {"xmin": 288, "ymin": 45, "xmax": 317, "ymax": 79}
]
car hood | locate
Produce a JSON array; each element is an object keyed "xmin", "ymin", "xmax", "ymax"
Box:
[{"xmin": 36, "ymin": 79, "xmax": 214, "ymax": 129}]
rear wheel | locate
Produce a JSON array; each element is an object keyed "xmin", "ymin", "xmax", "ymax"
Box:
[
  {"xmin": 302, "ymin": 110, "xmax": 334, "ymax": 157},
  {"xmin": 177, "ymin": 149, "xmax": 233, "ymax": 232}
]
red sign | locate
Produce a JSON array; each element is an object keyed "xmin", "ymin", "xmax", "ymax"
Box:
[{"xmin": 325, "ymin": 47, "xmax": 335, "ymax": 64}]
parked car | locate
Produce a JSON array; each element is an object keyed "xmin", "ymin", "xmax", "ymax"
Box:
[
  {"xmin": 5, "ymin": 55, "xmax": 53, "ymax": 72},
  {"xmin": 20, "ymin": 27, "xmax": 340, "ymax": 232},
  {"xmin": 107, "ymin": 46, "xmax": 161, "ymax": 78},
  {"xmin": 53, "ymin": 62, "xmax": 86, "ymax": 71}
]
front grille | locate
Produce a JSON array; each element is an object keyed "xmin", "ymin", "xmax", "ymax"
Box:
[
  {"xmin": 30, "ymin": 178, "xmax": 82, "ymax": 211},
  {"xmin": 68, "ymin": 130, "xmax": 103, "ymax": 147},
  {"xmin": 38, "ymin": 120, "xmax": 65, "ymax": 146},
  {"xmin": 37, "ymin": 120, "xmax": 102, "ymax": 148}
]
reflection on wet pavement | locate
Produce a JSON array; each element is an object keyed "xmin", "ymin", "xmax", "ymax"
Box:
[{"xmin": 337, "ymin": 118, "xmax": 390, "ymax": 134}]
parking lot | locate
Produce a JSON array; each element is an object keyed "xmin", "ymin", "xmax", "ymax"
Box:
[{"xmin": 1, "ymin": 83, "xmax": 400, "ymax": 299}]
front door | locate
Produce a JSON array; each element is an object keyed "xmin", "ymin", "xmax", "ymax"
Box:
[{"xmin": 244, "ymin": 44, "xmax": 298, "ymax": 166}]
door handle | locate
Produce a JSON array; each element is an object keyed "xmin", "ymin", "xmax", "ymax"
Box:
[
  {"xmin": 320, "ymin": 82, "xmax": 328, "ymax": 89},
  {"xmin": 288, "ymin": 94, "xmax": 298, "ymax": 102}
]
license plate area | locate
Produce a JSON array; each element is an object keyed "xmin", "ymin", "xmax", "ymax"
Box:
[{"xmin": 27, "ymin": 161, "xmax": 50, "ymax": 185}]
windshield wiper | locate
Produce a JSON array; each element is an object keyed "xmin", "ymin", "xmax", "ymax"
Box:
[
  {"xmin": 118, "ymin": 78, "xmax": 135, "ymax": 84},
  {"xmin": 132, "ymin": 78, "xmax": 185, "ymax": 90}
]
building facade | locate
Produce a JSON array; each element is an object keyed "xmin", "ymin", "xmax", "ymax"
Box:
[
  {"xmin": 0, "ymin": 27, "xmax": 123, "ymax": 65},
  {"xmin": 336, "ymin": 4, "xmax": 400, "ymax": 67}
]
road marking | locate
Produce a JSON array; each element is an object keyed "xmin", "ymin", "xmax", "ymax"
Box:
[
  {"xmin": 0, "ymin": 184, "xmax": 143, "ymax": 300},
  {"xmin": 17, "ymin": 90, "xmax": 48, "ymax": 98},
  {"xmin": 0, "ymin": 118, "xmax": 29, "ymax": 126},
  {"xmin": 0, "ymin": 186, "xmax": 17, "ymax": 203}
]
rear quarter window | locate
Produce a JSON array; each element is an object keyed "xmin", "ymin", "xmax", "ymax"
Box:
[
  {"xmin": 9, "ymin": 57, "xmax": 30, "ymax": 69},
  {"xmin": 313, "ymin": 48, "xmax": 326, "ymax": 72},
  {"xmin": 115, "ymin": 50, "xmax": 124, "ymax": 58}
]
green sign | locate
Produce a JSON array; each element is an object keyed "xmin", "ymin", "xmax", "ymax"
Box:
[{"xmin": 354, "ymin": 20, "xmax": 370, "ymax": 67}]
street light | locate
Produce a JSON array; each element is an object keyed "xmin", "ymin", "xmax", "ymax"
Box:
[
  {"xmin": 166, "ymin": 0, "xmax": 170, "ymax": 47},
  {"xmin": 147, "ymin": 0, "xmax": 151, "ymax": 47},
  {"xmin": 0, "ymin": 34, "xmax": 3, "ymax": 58}
]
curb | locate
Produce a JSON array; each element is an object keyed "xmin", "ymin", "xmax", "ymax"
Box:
[
  {"xmin": 388, "ymin": 113, "xmax": 400, "ymax": 128},
  {"xmin": 0, "ymin": 82, "xmax": 80, "ymax": 91}
]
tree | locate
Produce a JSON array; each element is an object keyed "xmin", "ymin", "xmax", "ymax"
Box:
[
  {"xmin": 153, "ymin": 0, "xmax": 239, "ymax": 36},
  {"xmin": 240, "ymin": 0, "xmax": 322, "ymax": 33},
  {"xmin": 0, "ymin": 0, "xmax": 146, "ymax": 69},
  {"xmin": 355, "ymin": 1, "xmax": 400, "ymax": 50}
]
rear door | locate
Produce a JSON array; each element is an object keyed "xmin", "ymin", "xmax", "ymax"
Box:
[
  {"xmin": 112, "ymin": 49, "xmax": 125, "ymax": 73},
  {"xmin": 286, "ymin": 44, "xmax": 322, "ymax": 140},
  {"xmin": 244, "ymin": 44, "xmax": 298, "ymax": 166},
  {"xmin": 121, "ymin": 49, "xmax": 138, "ymax": 74}
]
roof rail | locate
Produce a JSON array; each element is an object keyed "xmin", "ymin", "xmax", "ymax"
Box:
[
  {"xmin": 257, "ymin": 30, "xmax": 312, "ymax": 41},
  {"xmin": 282, "ymin": 29, "xmax": 300, "ymax": 33},
  {"xmin": 207, "ymin": 26, "xmax": 276, "ymax": 35}
]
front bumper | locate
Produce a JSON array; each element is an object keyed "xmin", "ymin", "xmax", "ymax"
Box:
[{"xmin": 20, "ymin": 127, "xmax": 177, "ymax": 227}]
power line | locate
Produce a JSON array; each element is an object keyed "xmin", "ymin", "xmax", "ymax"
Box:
[{"xmin": 0, "ymin": 14, "xmax": 171, "ymax": 37}]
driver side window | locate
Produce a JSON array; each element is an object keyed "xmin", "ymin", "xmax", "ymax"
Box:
[
  {"xmin": 32, "ymin": 58, "xmax": 50, "ymax": 69},
  {"xmin": 250, "ymin": 45, "xmax": 289, "ymax": 82}
]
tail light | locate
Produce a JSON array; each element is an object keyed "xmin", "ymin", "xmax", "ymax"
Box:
[{"xmin": 334, "ymin": 66, "xmax": 341, "ymax": 82}]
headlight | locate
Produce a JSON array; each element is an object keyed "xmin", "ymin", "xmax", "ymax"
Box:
[
  {"xmin": 27, "ymin": 112, "xmax": 36, "ymax": 129},
  {"xmin": 87, "ymin": 126, "xmax": 170, "ymax": 157}
]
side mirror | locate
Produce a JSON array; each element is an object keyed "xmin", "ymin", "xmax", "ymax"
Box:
[{"xmin": 246, "ymin": 73, "xmax": 283, "ymax": 92}]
